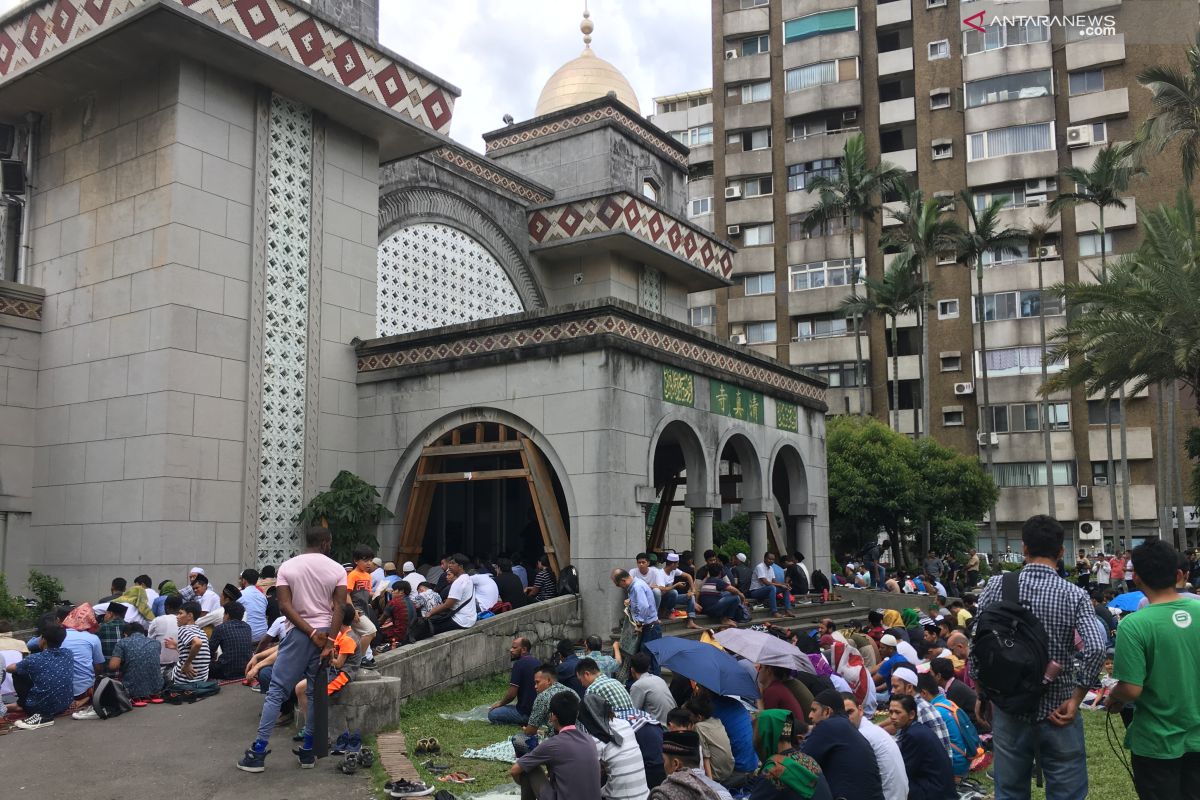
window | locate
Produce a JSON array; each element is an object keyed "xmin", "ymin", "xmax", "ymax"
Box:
[
  {"xmin": 932, "ymin": 142, "xmax": 953, "ymax": 160},
  {"xmin": 972, "ymin": 181, "xmax": 1056, "ymax": 211},
  {"xmin": 741, "ymin": 34, "xmax": 770, "ymax": 56},
  {"xmin": 987, "ymin": 402, "xmax": 1068, "ymax": 433},
  {"xmin": 796, "ymin": 316, "xmax": 848, "ymax": 340},
  {"xmin": 1078, "ymin": 232, "xmax": 1115, "ymax": 258},
  {"xmin": 976, "ymin": 291, "xmax": 1064, "ymax": 321},
  {"xmin": 788, "ymin": 258, "xmax": 864, "ymax": 290},
  {"xmin": 988, "ymin": 461, "xmax": 1075, "ymax": 487},
  {"xmin": 785, "ymin": 61, "xmax": 839, "ymax": 92},
  {"xmin": 784, "ymin": 8, "xmax": 858, "ymax": 43},
  {"xmin": 963, "ymin": 20, "xmax": 1049, "ymax": 55},
  {"xmin": 687, "ymin": 125, "xmax": 713, "ymax": 146},
  {"xmin": 689, "ymin": 305, "xmax": 716, "ymax": 326},
  {"xmin": 743, "ymin": 273, "xmax": 776, "ymax": 295},
  {"xmin": 981, "ymin": 345, "xmax": 1065, "ymax": 376},
  {"xmin": 965, "ymin": 70, "xmax": 1053, "ymax": 108},
  {"xmin": 1091, "ymin": 461, "xmax": 1125, "ymax": 485},
  {"xmin": 735, "ymin": 128, "xmax": 772, "ymax": 151},
  {"xmin": 1090, "ymin": 122, "xmax": 1108, "ymax": 144},
  {"xmin": 943, "ymin": 409, "xmax": 964, "ymax": 426},
  {"xmin": 789, "ymin": 212, "xmax": 850, "ymax": 239},
  {"xmin": 740, "ymin": 0, "xmax": 769, "ymax": 7},
  {"xmin": 981, "ymin": 242, "xmax": 1030, "ymax": 267},
  {"xmin": 689, "ymin": 197, "xmax": 713, "ymax": 217},
  {"xmin": 1068, "ymin": 70, "xmax": 1104, "ymax": 96},
  {"xmin": 745, "ymin": 321, "xmax": 777, "ymax": 344},
  {"xmin": 741, "ymin": 176, "xmax": 773, "ymax": 197},
  {"xmin": 741, "ymin": 82, "xmax": 771, "ymax": 103},
  {"xmin": 1047, "ymin": 402, "xmax": 1070, "ymax": 429},
  {"xmin": 930, "ymin": 91, "xmax": 951, "ymax": 110},
  {"xmin": 928, "ymin": 40, "xmax": 949, "ymax": 60},
  {"xmin": 967, "ymin": 122, "xmax": 1054, "ymax": 161},
  {"xmin": 1087, "ymin": 399, "xmax": 1123, "ymax": 425},
  {"xmin": 743, "ymin": 223, "xmax": 775, "ymax": 246},
  {"xmin": 809, "ymin": 361, "xmax": 865, "ymax": 387},
  {"xmin": 642, "ymin": 180, "xmax": 658, "ymax": 202},
  {"xmin": 938, "ymin": 299, "xmax": 959, "ymax": 319},
  {"xmin": 940, "ymin": 354, "xmax": 962, "ymax": 371},
  {"xmin": 787, "ymin": 159, "xmax": 841, "ymax": 191}
]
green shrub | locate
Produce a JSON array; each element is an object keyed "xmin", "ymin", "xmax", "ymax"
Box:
[
  {"xmin": 715, "ymin": 536, "xmax": 751, "ymax": 564},
  {"xmin": 0, "ymin": 573, "xmax": 28, "ymax": 621},
  {"xmin": 27, "ymin": 569, "xmax": 63, "ymax": 613},
  {"xmin": 298, "ymin": 470, "xmax": 393, "ymax": 563}
]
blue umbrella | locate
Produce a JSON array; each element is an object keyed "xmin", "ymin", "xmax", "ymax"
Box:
[
  {"xmin": 644, "ymin": 637, "xmax": 761, "ymax": 700},
  {"xmin": 1109, "ymin": 591, "xmax": 1145, "ymax": 613}
]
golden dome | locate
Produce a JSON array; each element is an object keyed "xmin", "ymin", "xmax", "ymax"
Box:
[{"xmin": 534, "ymin": 9, "xmax": 639, "ymax": 117}]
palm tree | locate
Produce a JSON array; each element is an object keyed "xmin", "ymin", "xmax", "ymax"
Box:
[
  {"xmin": 882, "ymin": 189, "xmax": 963, "ymax": 439},
  {"xmin": 1029, "ymin": 219, "xmax": 1059, "ymax": 519},
  {"xmin": 1049, "ymin": 143, "xmax": 1144, "ymax": 538},
  {"xmin": 1136, "ymin": 32, "xmax": 1200, "ymax": 185},
  {"xmin": 1043, "ymin": 191, "xmax": 1200, "ymax": 548},
  {"xmin": 803, "ymin": 134, "xmax": 908, "ymax": 417},
  {"xmin": 955, "ymin": 192, "xmax": 1028, "ymax": 545},
  {"xmin": 843, "ymin": 254, "xmax": 924, "ymax": 432}
]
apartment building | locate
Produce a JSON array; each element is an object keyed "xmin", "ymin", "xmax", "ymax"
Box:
[{"xmin": 700, "ymin": 0, "xmax": 1199, "ymax": 554}]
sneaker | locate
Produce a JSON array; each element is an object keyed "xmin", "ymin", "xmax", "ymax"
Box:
[
  {"xmin": 346, "ymin": 731, "xmax": 362, "ymax": 754},
  {"xmin": 236, "ymin": 748, "xmax": 269, "ymax": 773},
  {"xmin": 72, "ymin": 707, "xmax": 100, "ymax": 721},
  {"xmin": 331, "ymin": 731, "xmax": 351, "ymax": 755},
  {"xmin": 387, "ymin": 780, "xmax": 434, "ymax": 797},
  {"xmin": 14, "ymin": 713, "xmax": 53, "ymax": 730},
  {"xmin": 292, "ymin": 746, "xmax": 316, "ymax": 769},
  {"xmin": 361, "ymin": 657, "xmax": 377, "ymax": 669}
]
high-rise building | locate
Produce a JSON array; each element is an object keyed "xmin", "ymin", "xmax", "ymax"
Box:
[{"xmin": 704, "ymin": 0, "xmax": 1199, "ymax": 554}]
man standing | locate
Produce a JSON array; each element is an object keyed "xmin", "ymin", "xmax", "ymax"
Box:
[
  {"xmin": 427, "ymin": 554, "xmax": 478, "ymax": 634},
  {"xmin": 1107, "ymin": 539, "xmax": 1200, "ymax": 800},
  {"xmin": 965, "ymin": 549, "xmax": 981, "ymax": 588},
  {"xmin": 237, "ymin": 569, "xmax": 269, "ymax": 643},
  {"xmin": 923, "ymin": 551, "xmax": 944, "ymax": 583},
  {"xmin": 238, "ymin": 526, "xmax": 348, "ymax": 773},
  {"xmin": 612, "ymin": 569, "xmax": 661, "ymax": 670},
  {"xmin": 510, "ymin": 691, "xmax": 602, "ymax": 800},
  {"xmin": 1110, "ymin": 552, "xmax": 1127, "ymax": 594},
  {"xmin": 971, "ymin": 515, "xmax": 1106, "ymax": 800},
  {"xmin": 1075, "ymin": 549, "xmax": 1092, "ymax": 591},
  {"xmin": 747, "ymin": 553, "xmax": 795, "ymax": 618},
  {"xmin": 489, "ymin": 637, "xmax": 540, "ymax": 725}
]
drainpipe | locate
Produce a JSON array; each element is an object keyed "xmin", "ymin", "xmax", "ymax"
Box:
[
  {"xmin": 15, "ymin": 113, "xmax": 39, "ymax": 285},
  {"xmin": 0, "ymin": 511, "xmax": 8, "ymax": 577}
]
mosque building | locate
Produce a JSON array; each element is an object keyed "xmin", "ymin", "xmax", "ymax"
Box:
[{"xmin": 0, "ymin": 0, "xmax": 828, "ymax": 631}]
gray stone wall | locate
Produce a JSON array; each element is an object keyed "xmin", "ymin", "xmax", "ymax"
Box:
[{"xmin": 309, "ymin": 0, "xmax": 378, "ymax": 44}]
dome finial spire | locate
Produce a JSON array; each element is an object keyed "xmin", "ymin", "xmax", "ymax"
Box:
[{"xmin": 581, "ymin": 1, "xmax": 593, "ymax": 48}]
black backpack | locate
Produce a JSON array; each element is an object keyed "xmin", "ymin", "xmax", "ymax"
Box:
[
  {"xmin": 971, "ymin": 571, "xmax": 1050, "ymax": 715},
  {"xmin": 92, "ymin": 676, "xmax": 133, "ymax": 719},
  {"xmin": 556, "ymin": 564, "xmax": 579, "ymax": 596}
]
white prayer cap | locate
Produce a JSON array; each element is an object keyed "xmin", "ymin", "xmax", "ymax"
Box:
[
  {"xmin": 893, "ymin": 667, "xmax": 919, "ymax": 686},
  {"xmin": 402, "ymin": 561, "xmax": 416, "ymax": 572}
]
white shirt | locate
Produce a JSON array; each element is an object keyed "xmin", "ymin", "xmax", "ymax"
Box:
[
  {"xmin": 195, "ymin": 588, "xmax": 222, "ymax": 614},
  {"xmin": 749, "ymin": 563, "xmax": 774, "ymax": 592},
  {"xmin": 1094, "ymin": 560, "xmax": 1112, "ymax": 584},
  {"xmin": 266, "ymin": 615, "xmax": 288, "ymax": 640},
  {"xmin": 447, "ymin": 573, "xmax": 478, "ymax": 628},
  {"xmin": 858, "ymin": 717, "xmax": 909, "ymax": 800},
  {"xmin": 94, "ymin": 601, "xmax": 151, "ymax": 626},
  {"xmin": 630, "ymin": 566, "xmax": 667, "ymax": 588},
  {"xmin": 147, "ymin": 614, "xmax": 179, "ymax": 665},
  {"xmin": 471, "ymin": 574, "xmax": 500, "ymax": 612},
  {"xmin": 403, "ymin": 571, "xmax": 425, "ymax": 594},
  {"xmin": 1, "ymin": 649, "xmax": 21, "ymax": 696}
]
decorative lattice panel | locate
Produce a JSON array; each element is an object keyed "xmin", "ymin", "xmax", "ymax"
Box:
[
  {"xmin": 377, "ymin": 223, "xmax": 524, "ymax": 336},
  {"xmin": 258, "ymin": 95, "xmax": 313, "ymax": 567},
  {"xmin": 639, "ymin": 266, "xmax": 662, "ymax": 314}
]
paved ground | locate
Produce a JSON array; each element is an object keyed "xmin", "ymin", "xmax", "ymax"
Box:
[{"xmin": 3, "ymin": 687, "xmax": 375, "ymax": 799}]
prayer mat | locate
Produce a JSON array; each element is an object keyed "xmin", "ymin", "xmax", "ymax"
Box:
[
  {"xmin": 461, "ymin": 739, "xmax": 517, "ymax": 762},
  {"xmin": 439, "ymin": 703, "xmax": 493, "ymax": 722}
]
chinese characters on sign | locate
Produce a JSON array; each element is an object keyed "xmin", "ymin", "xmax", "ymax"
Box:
[
  {"xmin": 710, "ymin": 380, "xmax": 764, "ymax": 425},
  {"xmin": 776, "ymin": 401, "xmax": 798, "ymax": 433},
  {"xmin": 662, "ymin": 366, "xmax": 695, "ymax": 407}
]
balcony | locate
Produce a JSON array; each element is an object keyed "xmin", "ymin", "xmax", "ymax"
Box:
[
  {"xmin": 979, "ymin": 257, "xmax": 1064, "ymax": 295},
  {"xmin": 881, "ymin": 148, "xmax": 916, "ymax": 173},
  {"xmin": 725, "ymin": 195, "xmax": 775, "ymax": 226},
  {"xmin": 726, "ymin": 148, "xmax": 774, "ymax": 178},
  {"xmin": 788, "ymin": 283, "xmax": 860, "ymax": 316},
  {"xmin": 825, "ymin": 387, "xmax": 872, "ymax": 416},
  {"xmin": 784, "ymin": 129, "xmax": 858, "ymax": 163},
  {"xmin": 882, "ymin": 200, "xmax": 904, "ymax": 227},
  {"xmin": 879, "ymin": 97, "xmax": 916, "ymax": 126},
  {"xmin": 1074, "ymin": 196, "xmax": 1137, "ymax": 232},
  {"xmin": 789, "ymin": 333, "xmax": 866, "ymax": 365},
  {"xmin": 782, "ymin": 33, "xmax": 861, "ymax": 70},
  {"xmin": 723, "ymin": 7, "xmax": 770, "ymax": 38},
  {"xmin": 990, "ymin": 431, "xmax": 1077, "ymax": 464},
  {"xmin": 878, "ymin": 47, "xmax": 914, "ymax": 77},
  {"xmin": 786, "ymin": 189, "xmax": 821, "ymax": 216},
  {"xmin": 876, "ymin": 0, "xmax": 912, "ymax": 27},
  {"xmin": 967, "ymin": 149, "xmax": 1059, "ymax": 188},
  {"xmin": 784, "ymin": 81, "xmax": 862, "ymax": 119},
  {"xmin": 1066, "ymin": 34, "xmax": 1125, "ymax": 71},
  {"xmin": 1089, "ymin": 426, "xmax": 1154, "ymax": 461},
  {"xmin": 781, "ymin": 0, "xmax": 863, "ymax": 17},
  {"xmin": 787, "ymin": 233, "xmax": 865, "ymax": 264},
  {"xmin": 974, "ymin": 317, "xmax": 1063, "ymax": 351},
  {"xmin": 730, "ymin": 245, "xmax": 776, "ymax": 276},
  {"xmin": 996, "ymin": 487, "xmax": 1080, "ymax": 523},
  {"xmin": 725, "ymin": 53, "xmax": 772, "ymax": 85},
  {"xmin": 886, "ymin": 354, "xmax": 921, "ymax": 381},
  {"xmin": 995, "ymin": 206, "xmax": 1061, "ymax": 236},
  {"xmin": 1091, "ymin": 485, "xmax": 1157, "ymax": 523},
  {"xmin": 891, "ymin": 409, "xmax": 925, "ymax": 437},
  {"xmin": 1069, "ymin": 88, "xmax": 1129, "ymax": 123},
  {"xmin": 963, "ymin": 42, "xmax": 1053, "ymax": 83},
  {"xmin": 964, "ymin": 96, "xmax": 1055, "ymax": 135},
  {"xmin": 725, "ymin": 101, "xmax": 772, "ymax": 132},
  {"xmin": 688, "ymin": 144, "xmax": 714, "ymax": 167},
  {"xmin": 728, "ymin": 294, "xmax": 778, "ymax": 324}
]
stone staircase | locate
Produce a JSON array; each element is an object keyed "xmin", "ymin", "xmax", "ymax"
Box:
[{"xmin": 616, "ymin": 596, "xmax": 865, "ymax": 642}]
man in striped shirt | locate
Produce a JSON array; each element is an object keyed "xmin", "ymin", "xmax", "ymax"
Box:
[{"xmin": 169, "ymin": 601, "xmax": 210, "ymax": 684}]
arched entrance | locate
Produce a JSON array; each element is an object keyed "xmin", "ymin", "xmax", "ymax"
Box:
[
  {"xmin": 394, "ymin": 421, "xmax": 571, "ymax": 572},
  {"xmin": 716, "ymin": 432, "xmax": 767, "ymax": 560},
  {"xmin": 646, "ymin": 418, "xmax": 709, "ymax": 552},
  {"xmin": 770, "ymin": 443, "xmax": 810, "ymax": 558}
]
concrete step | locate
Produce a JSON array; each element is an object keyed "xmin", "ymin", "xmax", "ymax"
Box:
[{"xmin": 611, "ymin": 597, "xmax": 864, "ymax": 641}]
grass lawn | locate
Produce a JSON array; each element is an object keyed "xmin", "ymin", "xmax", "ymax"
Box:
[{"xmin": 368, "ymin": 674, "xmax": 1138, "ymax": 799}]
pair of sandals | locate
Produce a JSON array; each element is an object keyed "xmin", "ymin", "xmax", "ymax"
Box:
[
  {"xmin": 414, "ymin": 737, "xmax": 441, "ymax": 754},
  {"xmin": 436, "ymin": 772, "xmax": 475, "ymax": 784}
]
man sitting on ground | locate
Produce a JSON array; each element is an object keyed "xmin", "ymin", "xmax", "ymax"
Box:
[
  {"xmin": 511, "ymin": 690, "xmax": 602, "ymax": 800},
  {"xmin": 148, "ymin": 593, "xmax": 181, "ymax": 673},
  {"xmin": 652, "ymin": 729, "xmax": 733, "ymax": 800},
  {"xmin": 97, "ymin": 603, "xmax": 128, "ymax": 659},
  {"xmin": 930, "ymin": 657, "xmax": 984, "ymax": 732},
  {"xmin": 513, "ymin": 662, "xmax": 574, "ymax": 756},
  {"xmin": 583, "ymin": 635, "xmax": 620, "ymax": 678},
  {"xmin": 881, "ymin": 667, "xmax": 952, "ymax": 760},
  {"xmin": 4, "ymin": 623, "xmax": 73, "ymax": 730},
  {"xmin": 673, "ymin": 701, "xmax": 734, "ymax": 784},
  {"xmin": 489, "ymin": 637, "xmax": 539, "ymax": 725},
  {"xmin": 554, "ymin": 639, "xmax": 585, "ymax": 697},
  {"xmin": 210, "ymin": 602, "xmax": 253, "ymax": 680},
  {"xmin": 577, "ymin": 657, "xmax": 634, "ymax": 711},
  {"xmin": 748, "ymin": 553, "xmax": 795, "ymax": 618},
  {"xmin": 169, "ymin": 601, "xmax": 210, "ymax": 685},
  {"xmin": 191, "ymin": 575, "xmax": 224, "ymax": 633},
  {"xmin": 237, "ymin": 569, "xmax": 269, "ymax": 644},
  {"xmin": 106, "ymin": 623, "xmax": 162, "ymax": 706},
  {"xmin": 803, "ymin": 689, "xmax": 884, "ymax": 800},
  {"xmin": 842, "ymin": 691, "xmax": 907, "ymax": 800},
  {"xmin": 629, "ymin": 651, "xmax": 676, "ymax": 723}
]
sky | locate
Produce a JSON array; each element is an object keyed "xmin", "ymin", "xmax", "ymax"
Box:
[{"xmin": 0, "ymin": 0, "xmax": 712, "ymax": 152}]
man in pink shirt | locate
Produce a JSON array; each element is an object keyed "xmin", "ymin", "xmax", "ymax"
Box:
[
  {"xmin": 1110, "ymin": 553, "xmax": 1127, "ymax": 594},
  {"xmin": 238, "ymin": 527, "xmax": 348, "ymax": 773}
]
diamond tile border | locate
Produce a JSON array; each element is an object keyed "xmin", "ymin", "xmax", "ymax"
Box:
[
  {"xmin": 0, "ymin": 0, "xmax": 456, "ymax": 134},
  {"xmin": 432, "ymin": 146, "xmax": 552, "ymax": 205},
  {"xmin": 484, "ymin": 103, "xmax": 687, "ymax": 168},
  {"xmin": 357, "ymin": 304, "xmax": 827, "ymax": 408},
  {"xmin": 529, "ymin": 192, "xmax": 734, "ymax": 280},
  {"xmin": 0, "ymin": 294, "xmax": 42, "ymax": 320}
]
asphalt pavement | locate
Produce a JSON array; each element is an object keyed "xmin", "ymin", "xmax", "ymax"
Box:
[{"xmin": 2, "ymin": 686, "xmax": 376, "ymax": 799}]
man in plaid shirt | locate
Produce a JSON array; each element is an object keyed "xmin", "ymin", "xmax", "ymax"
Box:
[
  {"xmin": 970, "ymin": 515, "xmax": 1106, "ymax": 800},
  {"xmin": 576, "ymin": 658, "xmax": 634, "ymax": 711},
  {"xmin": 210, "ymin": 602, "xmax": 254, "ymax": 680}
]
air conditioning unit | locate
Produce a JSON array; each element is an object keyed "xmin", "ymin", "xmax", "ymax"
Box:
[
  {"xmin": 1066, "ymin": 125, "xmax": 1093, "ymax": 148},
  {"xmin": 1078, "ymin": 484, "xmax": 1089, "ymax": 499},
  {"xmin": 726, "ymin": 224, "xmax": 742, "ymax": 237},
  {"xmin": 1025, "ymin": 178, "xmax": 1052, "ymax": 193},
  {"xmin": 976, "ymin": 431, "xmax": 999, "ymax": 447},
  {"xmin": 725, "ymin": 49, "xmax": 739, "ymax": 60},
  {"xmin": 1026, "ymin": 194, "xmax": 1046, "ymax": 206},
  {"xmin": 725, "ymin": 185, "xmax": 742, "ymax": 199},
  {"xmin": 954, "ymin": 382, "xmax": 974, "ymax": 396},
  {"xmin": 729, "ymin": 333, "xmax": 747, "ymax": 345},
  {"xmin": 1093, "ymin": 475, "xmax": 1109, "ymax": 486},
  {"xmin": 1037, "ymin": 245, "xmax": 1059, "ymax": 259},
  {"xmin": 1078, "ymin": 520, "xmax": 1103, "ymax": 540},
  {"xmin": 842, "ymin": 110, "xmax": 858, "ymax": 123}
]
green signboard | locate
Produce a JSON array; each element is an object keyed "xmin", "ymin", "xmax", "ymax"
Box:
[
  {"xmin": 710, "ymin": 380, "xmax": 764, "ymax": 425},
  {"xmin": 662, "ymin": 366, "xmax": 695, "ymax": 407},
  {"xmin": 776, "ymin": 401, "xmax": 799, "ymax": 433}
]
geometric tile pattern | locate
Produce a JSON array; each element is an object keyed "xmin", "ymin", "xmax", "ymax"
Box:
[
  {"xmin": 257, "ymin": 94, "xmax": 312, "ymax": 568},
  {"xmin": 528, "ymin": 192, "xmax": 734, "ymax": 280},
  {"xmin": 356, "ymin": 309, "xmax": 827, "ymax": 406},
  {"xmin": 638, "ymin": 266, "xmax": 661, "ymax": 314},
  {"xmin": 0, "ymin": 0, "xmax": 455, "ymax": 134},
  {"xmin": 377, "ymin": 222, "xmax": 524, "ymax": 337},
  {"xmin": 0, "ymin": 294, "xmax": 42, "ymax": 320},
  {"xmin": 485, "ymin": 104, "xmax": 687, "ymax": 168},
  {"xmin": 433, "ymin": 147, "xmax": 552, "ymax": 204}
]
